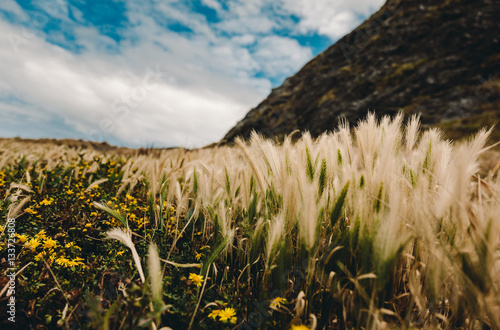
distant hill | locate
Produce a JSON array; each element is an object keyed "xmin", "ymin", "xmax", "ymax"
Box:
[
  {"xmin": 0, "ymin": 138, "xmax": 178, "ymax": 156},
  {"xmin": 223, "ymin": 0, "xmax": 500, "ymax": 144}
]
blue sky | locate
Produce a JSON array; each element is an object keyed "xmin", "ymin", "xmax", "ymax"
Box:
[{"xmin": 0, "ymin": 0, "xmax": 384, "ymax": 148}]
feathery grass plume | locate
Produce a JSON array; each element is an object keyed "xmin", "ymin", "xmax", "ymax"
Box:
[
  {"xmin": 296, "ymin": 167, "xmax": 321, "ymax": 254},
  {"xmin": 85, "ymin": 178, "xmax": 108, "ymax": 192},
  {"xmin": 9, "ymin": 183, "xmax": 33, "ymax": 194},
  {"xmin": 192, "ymin": 166, "xmax": 198, "ymax": 198},
  {"xmin": 216, "ymin": 202, "xmax": 235, "ymax": 256},
  {"xmin": 282, "ymin": 171, "xmax": 299, "ymax": 233},
  {"xmin": 330, "ymin": 181, "xmax": 349, "ymax": 227},
  {"xmin": 405, "ymin": 113, "xmax": 421, "ymax": 151},
  {"xmin": 235, "ymin": 134, "xmax": 267, "ymax": 193},
  {"xmin": 254, "ymin": 131, "xmax": 283, "ymax": 182},
  {"xmin": 265, "ymin": 212, "xmax": 285, "ymax": 270},
  {"xmin": 318, "ymin": 158, "xmax": 328, "ymax": 197},
  {"xmin": 197, "ymin": 161, "xmax": 224, "ymax": 207},
  {"xmin": 355, "ymin": 113, "xmax": 381, "ymax": 171},
  {"xmin": 93, "ymin": 201, "xmax": 128, "ymax": 228},
  {"xmin": 7, "ymin": 196, "xmax": 31, "ymax": 219},
  {"xmin": 463, "ymin": 127, "xmax": 493, "ymax": 178},
  {"xmin": 148, "ymin": 244, "xmax": 163, "ymax": 308},
  {"xmin": 105, "ymin": 228, "xmax": 145, "ymax": 283}
]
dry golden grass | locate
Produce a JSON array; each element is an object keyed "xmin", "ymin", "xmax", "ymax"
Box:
[{"xmin": 2, "ymin": 114, "xmax": 500, "ymax": 328}]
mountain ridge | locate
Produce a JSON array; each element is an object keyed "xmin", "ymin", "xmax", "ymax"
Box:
[{"xmin": 223, "ymin": 0, "xmax": 500, "ymax": 144}]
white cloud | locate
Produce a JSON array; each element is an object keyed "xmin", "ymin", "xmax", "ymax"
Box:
[
  {"xmin": 0, "ymin": 15, "xmax": 271, "ymax": 148},
  {"xmin": 215, "ymin": 16, "xmax": 277, "ymax": 35},
  {"xmin": 201, "ymin": 0, "xmax": 223, "ymax": 12},
  {"xmin": 0, "ymin": 0, "xmax": 28, "ymax": 21},
  {"xmin": 280, "ymin": 0, "xmax": 386, "ymax": 39},
  {"xmin": 231, "ymin": 34, "xmax": 256, "ymax": 46},
  {"xmin": 253, "ymin": 36, "xmax": 312, "ymax": 78}
]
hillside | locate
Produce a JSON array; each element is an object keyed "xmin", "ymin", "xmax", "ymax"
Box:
[
  {"xmin": 0, "ymin": 137, "xmax": 179, "ymax": 156},
  {"xmin": 223, "ymin": 0, "xmax": 500, "ymax": 143}
]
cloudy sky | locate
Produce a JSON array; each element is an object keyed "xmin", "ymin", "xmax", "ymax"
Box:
[{"xmin": 0, "ymin": 0, "xmax": 385, "ymax": 148}]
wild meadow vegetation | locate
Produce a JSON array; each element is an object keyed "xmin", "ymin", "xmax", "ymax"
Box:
[{"xmin": 1, "ymin": 114, "xmax": 500, "ymax": 329}]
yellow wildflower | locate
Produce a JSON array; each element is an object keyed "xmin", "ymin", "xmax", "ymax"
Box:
[
  {"xmin": 65, "ymin": 242, "xmax": 82, "ymax": 250},
  {"xmin": 208, "ymin": 309, "xmax": 221, "ymax": 320},
  {"xmin": 270, "ymin": 297, "xmax": 288, "ymax": 308},
  {"xmin": 67, "ymin": 260, "xmax": 79, "ymax": 267},
  {"xmin": 195, "ymin": 253, "xmax": 202, "ymax": 261},
  {"xmin": 43, "ymin": 237, "xmax": 58, "ymax": 249},
  {"xmin": 66, "ymin": 189, "xmax": 74, "ymax": 195},
  {"xmin": 35, "ymin": 230, "xmax": 47, "ymax": 239},
  {"xmin": 56, "ymin": 256, "xmax": 71, "ymax": 267},
  {"xmin": 25, "ymin": 238, "xmax": 41, "ymax": 250},
  {"xmin": 291, "ymin": 325, "xmax": 311, "ymax": 330},
  {"xmin": 218, "ymin": 308, "xmax": 236, "ymax": 322},
  {"xmin": 85, "ymin": 223, "xmax": 92, "ymax": 228},
  {"xmin": 25, "ymin": 207, "xmax": 38, "ymax": 215},
  {"xmin": 188, "ymin": 273, "xmax": 204, "ymax": 287},
  {"xmin": 40, "ymin": 198, "xmax": 54, "ymax": 206},
  {"xmin": 34, "ymin": 251, "xmax": 46, "ymax": 261},
  {"xmin": 116, "ymin": 250, "xmax": 125, "ymax": 256},
  {"xmin": 16, "ymin": 234, "xmax": 28, "ymax": 244},
  {"xmin": 68, "ymin": 257, "xmax": 85, "ymax": 267}
]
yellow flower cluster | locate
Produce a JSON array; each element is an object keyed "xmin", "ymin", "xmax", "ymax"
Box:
[
  {"xmin": 21, "ymin": 230, "xmax": 86, "ymax": 270},
  {"xmin": 24, "ymin": 197, "xmax": 57, "ymax": 219},
  {"xmin": 208, "ymin": 307, "xmax": 237, "ymax": 324},
  {"xmin": 0, "ymin": 171, "xmax": 5, "ymax": 187},
  {"xmin": 40, "ymin": 197, "xmax": 55, "ymax": 206},
  {"xmin": 83, "ymin": 222, "xmax": 93, "ymax": 232},
  {"xmin": 126, "ymin": 194, "xmax": 138, "ymax": 206},
  {"xmin": 55, "ymin": 256, "xmax": 85, "ymax": 267}
]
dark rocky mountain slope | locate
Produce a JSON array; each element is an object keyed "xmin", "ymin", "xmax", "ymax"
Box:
[{"xmin": 223, "ymin": 0, "xmax": 500, "ymax": 144}]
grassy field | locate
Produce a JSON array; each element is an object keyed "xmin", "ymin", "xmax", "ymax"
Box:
[{"xmin": 1, "ymin": 114, "xmax": 500, "ymax": 329}]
